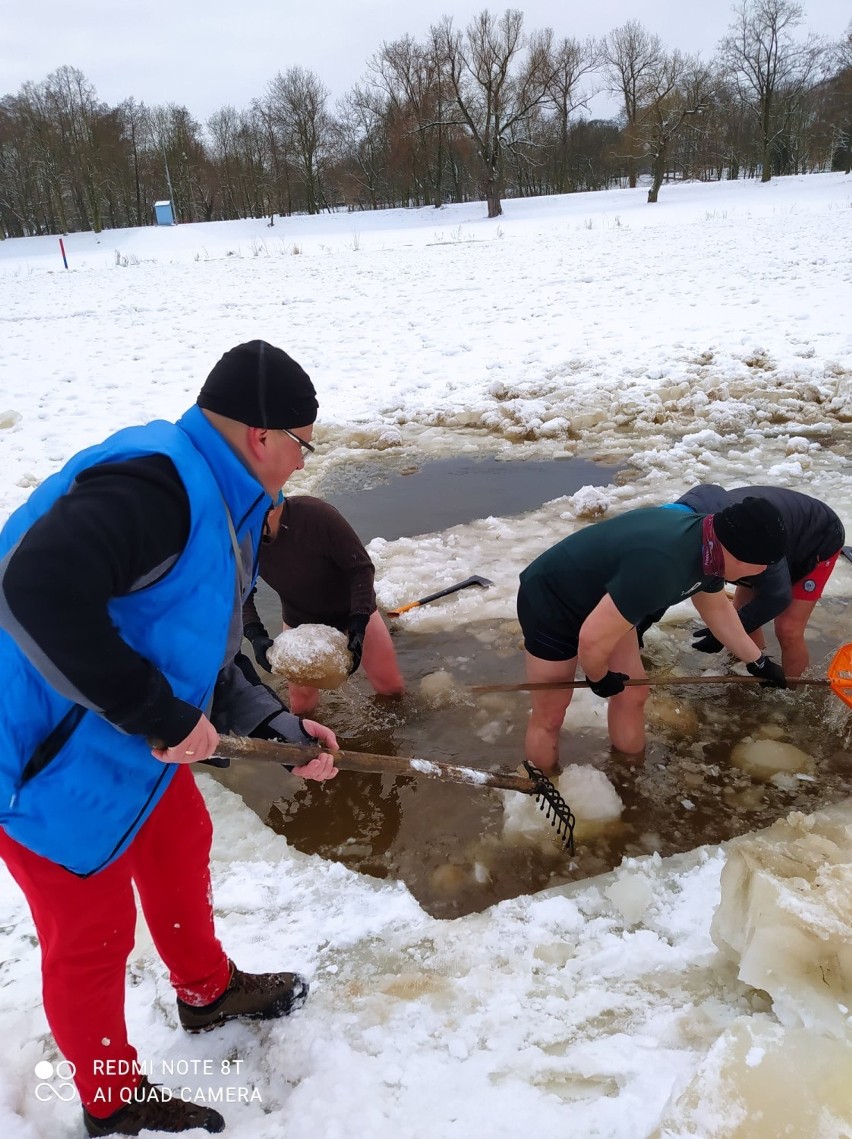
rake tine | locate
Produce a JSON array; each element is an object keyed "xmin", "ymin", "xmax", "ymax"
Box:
[{"xmin": 523, "ymin": 761, "xmax": 576, "ymax": 854}]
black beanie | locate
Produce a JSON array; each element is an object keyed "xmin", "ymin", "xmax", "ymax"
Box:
[
  {"xmin": 713, "ymin": 497, "xmax": 787, "ymax": 564},
  {"xmin": 197, "ymin": 340, "xmax": 318, "ymax": 428}
]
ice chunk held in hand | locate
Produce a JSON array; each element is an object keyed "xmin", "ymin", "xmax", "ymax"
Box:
[{"xmin": 268, "ymin": 624, "xmax": 352, "ymax": 689}]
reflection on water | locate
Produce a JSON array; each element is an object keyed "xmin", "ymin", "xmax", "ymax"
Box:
[
  {"xmin": 209, "ymin": 596, "xmax": 852, "ymax": 919},
  {"xmin": 316, "ymin": 453, "xmax": 623, "ymax": 542}
]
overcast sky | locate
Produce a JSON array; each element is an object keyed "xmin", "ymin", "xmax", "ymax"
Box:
[{"xmin": 2, "ymin": 1, "xmax": 849, "ymax": 122}]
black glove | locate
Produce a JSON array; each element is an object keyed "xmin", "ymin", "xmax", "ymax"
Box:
[
  {"xmin": 691, "ymin": 627, "xmax": 724, "ymax": 654},
  {"xmin": 250, "ymin": 712, "xmax": 315, "ymax": 771},
  {"xmin": 746, "ymin": 654, "xmax": 787, "ymax": 689},
  {"xmin": 346, "ymin": 613, "xmax": 370, "ymax": 676},
  {"xmin": 244, "ymin": 621, "xmax": 273, "ymax": 673},
  {"xmin": 587, "ymin": 670, "xmax": 629, "ymax": 698}
]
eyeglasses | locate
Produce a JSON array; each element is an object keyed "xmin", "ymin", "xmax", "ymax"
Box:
[{"xmin": 280, "ymin": 427, "xmax": 315, "ymax": 454}]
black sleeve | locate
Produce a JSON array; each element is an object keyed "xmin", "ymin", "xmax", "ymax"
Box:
[
  {"xmin": 0, "ymin": 454, "xmax": 201, "ymax": 747},
  {"xmin": 242, "ymin": 585, "xmax": 264, "ymax": 631},
  {"xmin": 733, "ymin": 561, "xmax": 793, "ymax": 631}
]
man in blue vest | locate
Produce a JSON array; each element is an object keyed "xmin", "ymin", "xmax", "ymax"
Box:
[{"xmin": 0, "ymin": 341, "xmax": 338, "ymax": 1136}]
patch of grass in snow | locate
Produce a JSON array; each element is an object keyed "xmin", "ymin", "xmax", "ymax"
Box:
[{"xmin": 428, "ymin": 225, "xmax": 478, "ymax": 246}]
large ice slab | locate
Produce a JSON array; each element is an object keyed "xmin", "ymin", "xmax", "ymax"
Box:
[
  {"xmin": 654, "ymin": 1017, "xmax": 852, "ymax": 1138},
  {"xmin": 711, "ymin": 802, "xmax": 852, "ymax": 1038}
]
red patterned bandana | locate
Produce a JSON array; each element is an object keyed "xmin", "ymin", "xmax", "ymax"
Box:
[{"xmin": 702, "ymin": 514, "xmax": 725, "ymax": 578}]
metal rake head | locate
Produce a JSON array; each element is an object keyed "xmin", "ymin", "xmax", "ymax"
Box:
[{"xmin": 523, "ymin": 762, "xmax": 576, "ymax": 854}]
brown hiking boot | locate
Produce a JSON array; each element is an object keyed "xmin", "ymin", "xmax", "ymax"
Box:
[
  {"xmin": 82, "ymin": 1076, "xmax": 225, "ymax": 1135},
  {"xmin": 177, "ymin": 962, "xmax": 309, "ymax": 1033}
]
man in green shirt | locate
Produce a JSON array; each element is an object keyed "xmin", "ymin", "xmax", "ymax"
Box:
[{"xmin": 517, "ymin": 498, "xmax": 788, "ymax": 773}]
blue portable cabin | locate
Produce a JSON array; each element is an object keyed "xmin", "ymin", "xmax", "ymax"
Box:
[{"xmin": 153, "ymin": 200, "xmax": 175, "ymax": 226}]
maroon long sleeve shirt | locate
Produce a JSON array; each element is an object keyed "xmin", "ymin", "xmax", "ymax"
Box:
[{"xmin": 243, "ymin": 495, "xmax": 376, "ymax": 633}]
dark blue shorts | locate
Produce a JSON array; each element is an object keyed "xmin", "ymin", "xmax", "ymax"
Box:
[{"xmin": 517, "ymin": 585, "xmax": 579, "ymax": 662}]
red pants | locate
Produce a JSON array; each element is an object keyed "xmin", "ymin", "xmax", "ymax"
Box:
[{"xmin": 0, "ymin": 765, "xmax": 231, "ymax": 1115}]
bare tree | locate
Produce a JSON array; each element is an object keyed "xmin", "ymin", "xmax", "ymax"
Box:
[
  {"xmin": 830, "ymin": 20, "xmax": 852, "ymax": 172},
  {"xmin": 252, "ymin": 96, "xmax": 294, "ymax": 218},
  {"xmin": 601, "ymin": 21, "xmax": 665, "ymax": 187},
  {"xmin": 42, "ymin": 67, "xmax": 110, "ymax": 231},
  {"xmin": 371, "ymin": 33, "xmax": 451, "ymax": 207},
  {"xmin": 541, "ymin": 33, "xmax": 598, "ymax": 192},
  {"xmin": 147, "ymin": 103, "xmax": 207, "ymax": 221},
  {"xmin": 719, "ymin": 0, "xmax": 826, "ymax": 182},
  {"xmin": 0, "ymin": 94, "xmax": 50, "ymax": 236},
  {"xmin": 208, "ymin": 105, "xmax": 272, "ymax": 219},
  {"xmin": 643, "ymin": 54, "xmax": 714, "ymax": 202},
  {"xmin": 435, "ymin": 8, "xmax": 556, "ymax": 217},
  {"xmin": 116, "ymin": 98, "xmax": 150, "ymax": 227},
  {"xmin": 267, "ymin": 67, "xmax": 332, "ymax": 214},
  {"xmin": 0, "ymin": 87, "xmax": 63, "ymax": 235},
  {"xmin": 335, "ymin": 84, "xmax": 391, "ymax": 209}
]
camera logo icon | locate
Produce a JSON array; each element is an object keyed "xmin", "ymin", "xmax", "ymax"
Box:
[{"xmin": 34, "ymin": 1059, "xmax": 78, "ymax": 1102}]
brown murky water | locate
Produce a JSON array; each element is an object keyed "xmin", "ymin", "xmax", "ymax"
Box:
[
  {"xmin": 208, "ymin": 451, "xmax": 852, "ymax": 918},
  {"xmin": 210, "ymin": 605, "xmax": 852, "ymax": 920}
]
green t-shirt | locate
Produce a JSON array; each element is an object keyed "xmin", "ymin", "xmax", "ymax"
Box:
[{"xmin": 519, "ymin": 507, "xmax": 723, "ymax": 629}]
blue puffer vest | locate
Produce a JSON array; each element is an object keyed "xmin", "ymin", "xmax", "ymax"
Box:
[{"xmin": 0, "ymin": 406, "xmax": 271, "ymax": 875}]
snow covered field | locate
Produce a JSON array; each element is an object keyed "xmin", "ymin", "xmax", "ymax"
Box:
[{"xmin": 1, "ymin": 172, "xmax": 851, "ymax": 1137}]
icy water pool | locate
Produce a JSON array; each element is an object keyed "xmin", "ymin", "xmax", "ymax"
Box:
[
  {"xmin": 316, "ymin": 452, "xmax": 623, "ymax": 542},
  {"xmin": 211, "ymin": 600, "xmax": 852, "ymax": 919},
  {"xmin": 209, "ymin": 451, "xmax": 852, "ymax": 918}
]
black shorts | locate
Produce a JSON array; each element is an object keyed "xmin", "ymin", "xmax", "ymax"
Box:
[{"xmin": 517, "ymin": 583, "xmax": 579, "ymax": 662}]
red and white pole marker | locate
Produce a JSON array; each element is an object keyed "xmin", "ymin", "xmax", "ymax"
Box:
[{"xmin": 59, "ymin": 238, "xmax": 68, "ymax": 269}]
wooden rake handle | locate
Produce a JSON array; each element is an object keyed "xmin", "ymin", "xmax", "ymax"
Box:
[
  {"xmin": 211, "ymin": 735, "xmax": 537, "ymax": 794},
  {"xmin": 211, "ymin": 739, "xmax": 575, "ymax": 851},
  {"xmin": 471, "ymin": 675, "xmax": 832, "ymax": 693}
]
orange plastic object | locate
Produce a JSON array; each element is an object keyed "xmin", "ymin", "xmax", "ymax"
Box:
[{"xmin": 828, "ymin": 643, "xmax": 852, "ymax": 708}]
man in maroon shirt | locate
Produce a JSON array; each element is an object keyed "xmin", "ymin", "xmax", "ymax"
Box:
[{"xmin": 243, "ymin": 496, "xmax": 405, "ymax": 714}]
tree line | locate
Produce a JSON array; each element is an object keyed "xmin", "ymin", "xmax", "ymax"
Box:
[{"xmin": 1, "ymin": 0, "xmax": 850, "ymax": 236}]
